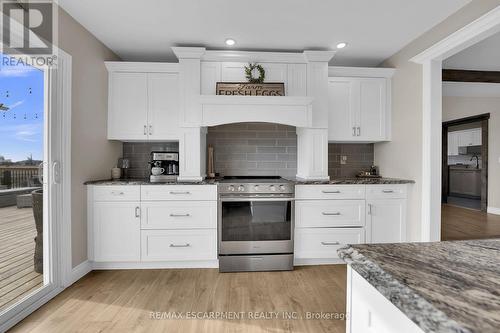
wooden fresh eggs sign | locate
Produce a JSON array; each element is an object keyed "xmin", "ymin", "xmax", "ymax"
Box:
[{"xmin": 216, "ymin": 82, "xmax": 285, "ymax": 96}]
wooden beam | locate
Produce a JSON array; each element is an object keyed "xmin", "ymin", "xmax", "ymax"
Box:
[{"xmin": 442, "ymin": 69, "xmax": 500, "ymax": 83}]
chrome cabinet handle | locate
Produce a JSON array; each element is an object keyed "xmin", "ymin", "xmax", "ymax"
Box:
[
  {"xmin": 169, "ymin": 191, "xmax": 191, "ymax": 195},
  {"xmin": 170, "ymin": 213, "xmax": 190, "ymax": 217},
  {"xmin": 135, "ymin": 206, "xmax": 140, "ymax": 218},
  {"xmin": 321, "ymin": 241, "xmax": 340, "ymax": 246},
  {"xmin": 322, "ymin": 212, "xmax": 341, "ymax": 216},
  {"xmin": 322, "ymin": 190, "xmax": 341, "ymax": 194},
  {"xmin": 143, "ymin": 125, "xmax": 147, "ymax": 135},
  {"xmin": 352, "ymin": 127, "xmax": 356, "ymax": 136},
  {"xmin": 357, "ymin": 127, "xmax": 361, "ymax": 136},
  {"xmin": 111, "ymin": 191, "xmax": 125, "ymax": 196},
  {"xmin": 169, "ymin": 243, "xmax": 190, "ymax": 248},
  {"xmin": 368, "ymin": 203, "xmax": 373, "ymax": 215},
  {"xmin": 382, "ymin": 190, "xmax": 394, "ymax": 193},
  {"xmin": 149, "ymin": 125, "xmax": 153, "ymax": 135}
]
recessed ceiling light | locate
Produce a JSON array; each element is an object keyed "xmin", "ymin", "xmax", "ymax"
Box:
[
  {"xmin": 336, "ymin": 42, "xmax": 348, "ymax": 49},
  {"xmin": 225, "ymin": 38, "xmax": 236, "ymax": 46}
]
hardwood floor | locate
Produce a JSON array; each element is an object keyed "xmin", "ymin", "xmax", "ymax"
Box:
[
  {"xmin": 441, "ymin": 204, "xmax": 500, "ymax": 240},
  {"xmin": 0, "ymin": 206, "xmax": 43, "ymax": 313},
  {"xmin": 11, "ymin": 265, "xmax": 347, "ymax": 333}
]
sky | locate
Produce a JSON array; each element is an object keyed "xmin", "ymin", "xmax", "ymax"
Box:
[{"xmin": 0, "ymin": 53, "xmax": 44, "ymax": 162}]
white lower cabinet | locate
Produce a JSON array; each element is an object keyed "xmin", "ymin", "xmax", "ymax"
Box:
[
  {"xmin": 347, "ymin": 266, "xmax": 424, "ymax": 333},
  {"xmin": 141, "ymin": 229, "xmax": 217, "ymax": 261},
  {"xmin": 295, "ymin": 228, "xmax": 365, "ymax": 260},
  {"xmin": 88, "ymin": 185, "xmax": 218, "ymax": 268},
  {"xmin": 294, "ymin": 184, "xmax": 408, "ymax": 264},
  {"xmin": 366, "ymin": 199, "xmax": 407, "ymax": 243},
  {"xmin": 93, "ymin": 201, "xmax": 141, "ymax": 262}
]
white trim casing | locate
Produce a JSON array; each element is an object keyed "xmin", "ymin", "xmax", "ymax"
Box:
[
  {"xmin": 92, "ymin": 260, "xmax": 219, "ymax": 270},
  {"xmin": 411, "ymin": 5, "xmax": 500, "ymax": 242},
  {"xmin": 68, "ymin": 261, "xmax": 92, "ymax": 286},
  {"xmin": 328, "ymin": 66, "xmax": 396, "ymax": 78},
  {"xmin": 487, "ymin": 207, "xmax": 500, "ymax": 215}
]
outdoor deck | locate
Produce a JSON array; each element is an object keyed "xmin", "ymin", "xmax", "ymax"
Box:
[{"xmin": 0, "ymin": 206, "xmax": 43, "ymax": 313}]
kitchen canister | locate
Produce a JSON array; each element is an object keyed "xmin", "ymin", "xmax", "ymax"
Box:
[{"xmin": 111, "ymin": 167, "xmax": 122, "ymax": 180}]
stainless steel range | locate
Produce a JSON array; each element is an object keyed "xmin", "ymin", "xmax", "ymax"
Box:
[{"xmin": 218, "ymin": 176, "xmax": 294, "ymax": 272}]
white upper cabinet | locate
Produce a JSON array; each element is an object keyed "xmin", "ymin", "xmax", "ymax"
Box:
[
  {"xmin": 448, "ymin": 131, "xmax": 459, "ymax": 156},
  {"xmin": 106, "ymin": 62, "xmax": 180, "ymax": 141},
  {"xmin": 147, "ymin": 73, "xmax": 180, "ymax": 140},
  {"xmin": 327, "ymin": 67, "xmax": 394, "ymax": 143},
  {"xmin": 108, "ymin": 72, "xmax": 148, "ymax": 140},
  {"xmin": 328, "ymin": 77, "xmax": 389, "ymax": 142},
  {"xmin": 448, "ymin": 128, "xmax": 482, "ymax": 156}
]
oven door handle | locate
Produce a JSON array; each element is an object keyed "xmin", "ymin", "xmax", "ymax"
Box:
[{"xmin": 219, "ymin": 197, "xmax": 295, "ymax": 202}]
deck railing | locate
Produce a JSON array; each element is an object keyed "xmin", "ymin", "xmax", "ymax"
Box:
[{"xmin": 0, "ymin": 166, "xmax": 40, "ymax": 189}]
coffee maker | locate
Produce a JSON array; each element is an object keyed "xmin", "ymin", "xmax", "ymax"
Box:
[{"xmin": 149, "ymin": 151, "xmax": 179, "ymax": 182}]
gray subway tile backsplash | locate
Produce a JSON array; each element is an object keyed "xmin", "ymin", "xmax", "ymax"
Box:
[
  {"xmin": 207, "ymin": 123, "xmax": 374, "ymax": 178},
  {"xmin": 121, "ymin": 124, "xmax": 375, "ymax": 179}
]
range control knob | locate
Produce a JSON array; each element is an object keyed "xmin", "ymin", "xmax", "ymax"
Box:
[
  {"xmin": 254, "ymin": 185, "xmax": 260, "ymax": 191},
  {"xmin": 228, "ymin": 185, "xmax": 235, "ymax": 192},
  {"xmin": 270, "ymin": 185, "xmax": 276, "ymax": 191},
  {"xmin": 238, "ymin": 185, "xmax": 245, "ymax": 192},
  {"xmin": 279, "ymin": 185, "xmax": 286, "ymax": 191}
]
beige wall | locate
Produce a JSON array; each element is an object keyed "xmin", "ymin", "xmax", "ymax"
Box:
[
  {"xmin": 443, "ymin": 96, "xmax": 500, "ymax": 210},
  {"xmin": 58, "ymin": 9, "xmax": 122, "ymax": 267},
  {"xmin": 375, "ymin": 0, "xmax": 500, "ymax": 241}
]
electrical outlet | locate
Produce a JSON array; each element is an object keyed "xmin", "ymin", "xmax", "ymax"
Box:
[{"xmin": 341, "ymin": 155, "xmax": 347, "ymax": 165}]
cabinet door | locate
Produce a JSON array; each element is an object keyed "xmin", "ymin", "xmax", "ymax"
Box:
[
  {"xmin": 147, "ymin": 73, "xmax": 180, "ymax": 140},
  {"xmin": 358, "ymin": 78, "xmax": 386, "ymax": 141},
  {"xmin": 471, "ymin": 128, "xmax": 482, "ymax": 145},
  {"xmin": 328, "ymin": 79, "xmax": 357, "ymax": 140},
  {"xmin": 108, "ymin": 72, "xmax": 148, "ymax": 140},
  {"xmin": 366, "ymin": 199, "xmax": 406, "ymax": 243},
  {"xmin": 448, "ymin": 132, "xmax": 459, "ymax": 156},
  {"xmin": 93, "ymin": 202, "xmax": 141, "ymax": 262},
  {"xmin": 458, "ymin": 130, "xmax": 474, "ymax": 147}
]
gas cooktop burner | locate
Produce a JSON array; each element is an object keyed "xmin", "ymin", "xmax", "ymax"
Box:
[{"xmin": 218, "ymin": 176, "xmax": 294, "ymax": 194}]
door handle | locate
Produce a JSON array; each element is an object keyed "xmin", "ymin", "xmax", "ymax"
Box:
[
  {"xmin": 321, "ymin": 241, "xmax": 340, "ymax": 246},
  {"xmin": 368, "ymin": 203, "xmax": 372, "ymax": 215},
  {"xmin": 169, "ymin": 243, "xmax": 190, "ymax": 248},
  {"xmin": 143, "ymin": 125, "xmax": 147, "ymax": 135},
  {"xmin": 322, "ymin": 212, "xmax": 341, "ymax": 216},
  {"xmin": 169, "ymin": 213, "xmax": 191, "ymax": 217},
  {"xmin": 357, "ymin": 127, "xmax": 361, "ymax": 136},
  {"xmin": 135, "ymin": 206, "xmax": 140, "ymax": 218},
  {"xmin": 352, "ymin": 127, "xmax": 356, "ymax": 136}
]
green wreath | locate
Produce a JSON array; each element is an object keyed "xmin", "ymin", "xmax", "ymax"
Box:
[{"xmin": 244, "ymin": 63, "xmax": 265, "ymax": 84}]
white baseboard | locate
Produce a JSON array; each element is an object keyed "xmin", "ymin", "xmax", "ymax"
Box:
[
  {"xmin": 294, "ymin": 258, "xmax": 344, "ymax": 266},
  {"xmin": 487, "ymin": 206, "xmax": 500, "ymax": 215},
  {"xmin": 91, "ymin": 260, "xmax": 219, "ymax": 270},
  {"xmin": 67, "ymin": 260, "xmax": 92, "ymax": 286}
]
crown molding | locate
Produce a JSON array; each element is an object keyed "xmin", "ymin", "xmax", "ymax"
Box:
[
  {"xmin": 172, "ymin": 47, "xmax": 206, "ymax": 60},
  {"xmin": 328, "ymin": 66, "xmax": 396, "ymax": 78},
  {"xmin": 302, "ymin": 50, "xmax": 336, "ymax": 62}
]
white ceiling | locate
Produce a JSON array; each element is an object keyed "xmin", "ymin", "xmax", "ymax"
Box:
[
  {"xmin": 444, "ymin": 31, "xmax": 500, "ymax": 70},
  {"xmin": 58, "ymin": 0, "xmax": 470, "ymax": 66}
]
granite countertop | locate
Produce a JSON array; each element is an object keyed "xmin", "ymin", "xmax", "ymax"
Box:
[
  {"xmin": 338, "ymin": 239, "xmax": 500, "ymax": 333},
  {"xmin": 84, "ymin": 179, "xmax": 217, "ymax": 185},
  {"xmin": 290, "ymin": 177, "xmax": 415, "ymax": 185},
  {"xmin": 85, "ymin": 177, "xmax": 414, "ymax": 186}
]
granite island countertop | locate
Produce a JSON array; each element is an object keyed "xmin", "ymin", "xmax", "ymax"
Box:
[
  {"xmin": 338, "ymin": 239, "xmax": 500, "ymax": 333},
  {"xmin": 84, "ymin": 177, "xmax": 414, "ymax": 186}
]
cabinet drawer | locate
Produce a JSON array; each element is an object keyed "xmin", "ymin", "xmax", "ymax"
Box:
[
  {"xmin": 295, "ymin": 185, "xmax": 365, "ymax": 200},
  {"xmin": 93, "ymin": 186, "xmax": 141, "ymax": 202},
  {"xmin": 141, "ymin": 201, "xmax": 216, "ymax": 229},
  {"xmin": 294, "ymin": 228, "xmax": 365, "ymax": 259},
  {"xmin": 141, "ymin": 185, "xmax": 217, "ymax": 201},
  {"xmin": 296, "ymin": 200, "xmax": 365, "ymax": 228},
  {"xmin": 366, "ymin": 185, "xmax": 407, "ymax": 199},
  {"xmin": 141, "ymin": 229, "xmax": 217, "ymax": 261}
]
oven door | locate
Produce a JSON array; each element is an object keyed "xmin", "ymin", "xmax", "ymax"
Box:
[{"xmin": 218, "ymin": 196, "xmax": 294, "ymax": 255}]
